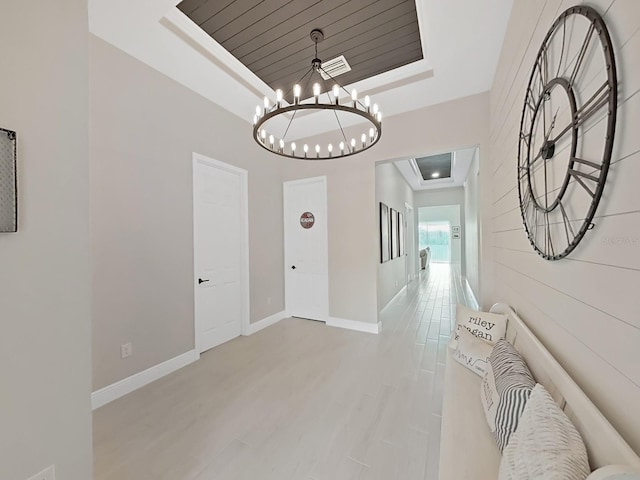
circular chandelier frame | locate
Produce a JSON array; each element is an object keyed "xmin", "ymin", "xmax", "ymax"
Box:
[{"xmin": 252, "ymin": 29, "xmax": 383, "ymax": 161}]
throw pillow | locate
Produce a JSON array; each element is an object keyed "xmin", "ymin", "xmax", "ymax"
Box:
[
  {"xmin": 452, "ymin": 326, "xmax": 493, "ymax": 376},
  {"xmin": 499, "ymin": 383, "xmax": 590, "ymax": 480},
  {"xmin": 449, "ymin": 304, "xmax": 508, "ymax": 350},
  {"xmin": 586, "ymin": 465, "xmax": 640, "ymax": 479},
  {"xmin": 480, "ymin": 339, "xmax": 535, "ymax": 450}
]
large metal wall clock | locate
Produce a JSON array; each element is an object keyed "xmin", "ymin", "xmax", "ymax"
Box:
[{"xmin": 517, "ymin": 6, "xmax": 617, "ymax": 260}]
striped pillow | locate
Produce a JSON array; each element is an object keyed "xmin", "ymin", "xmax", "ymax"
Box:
[{"xmin": 481, "ymin": 339, "xmax": 535, "ymax": 451}]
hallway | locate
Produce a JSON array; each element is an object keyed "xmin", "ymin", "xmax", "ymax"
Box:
[{"xmin": 93, "ymin": 264, "xmax": 477, "ymax": 480}]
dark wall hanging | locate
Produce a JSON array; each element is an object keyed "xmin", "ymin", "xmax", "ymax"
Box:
[
  {"xmin": 0, "ymin": 128, "xmax": 17, "ymax": 233},
  {"xmin": 517, "ymin": 5, "xmax": 617, "ymax": 260},
  {"xmin": 390, "ymin": 208, "xmax": 398, "ymax": 259},
  {"xmin": 380, "ymin": 202, "xmax": 391, "ymax": 263}
]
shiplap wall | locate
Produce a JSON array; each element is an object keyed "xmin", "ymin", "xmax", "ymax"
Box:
[{"xmin": 489, "ymin": 0, "xmax": 640, "ymax": 453}]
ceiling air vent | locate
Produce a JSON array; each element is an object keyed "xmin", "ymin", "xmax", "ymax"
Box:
[{"xmin": 319, "ymin": 55, "xmax": 351, "ymax": 80}]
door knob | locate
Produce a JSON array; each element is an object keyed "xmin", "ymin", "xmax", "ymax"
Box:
[
  {"xmin": 291, "ymin": 265, "xmax": 296, "ymax": 270},
  {"xmin": 198, "ymin": 278, "xmax": 209, "ymax": 284}
]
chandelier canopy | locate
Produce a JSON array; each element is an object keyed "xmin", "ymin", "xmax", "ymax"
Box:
[{"xmin": 252, "ymin": 29, "xmax": 383, "ymax": 160}]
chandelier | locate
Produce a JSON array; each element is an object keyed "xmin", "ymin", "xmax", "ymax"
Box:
[{"xmin": 252, "ymin": 29, "xmax": 383, "ymax": 160}]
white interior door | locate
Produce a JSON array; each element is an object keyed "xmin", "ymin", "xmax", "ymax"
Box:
[
  {"xmin": 193, "ymin": 154, "xmax": 248, "ymax": 354},
  {"xmin": 283, "ymin": 176, "xmax": 329, "ymax": 322}
]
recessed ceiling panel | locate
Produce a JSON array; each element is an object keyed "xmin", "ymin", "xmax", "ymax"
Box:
[
  {"xmin": 416, "ymin": 153, "xmax": 452, "ymax": 180},
  {"xmin": 177, "ymin": 0, "xmax": 424, "ymax": 97}
]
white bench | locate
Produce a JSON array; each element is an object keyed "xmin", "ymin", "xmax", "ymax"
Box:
[{"xmin": 439, "ymin": 303, "xmax": 640, "ymax": 480}]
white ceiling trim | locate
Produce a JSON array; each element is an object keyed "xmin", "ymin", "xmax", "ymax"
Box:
[
  {"xmin": 88, "ymin": 0, "xmax": 513, "ymax": 139},
  {"xmin": 395, "ymin": 147, "xmax": 477, "ymax": 191}
]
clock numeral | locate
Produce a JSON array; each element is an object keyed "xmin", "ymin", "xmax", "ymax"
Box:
[
  {"xmin": 569, "ymin": 22, "xmax": 596, "ymax": 87},
  {"xmin": 525, "ymin": 88, "xmax": 537, "ymax": 112},
  {"xmin": 518, "ymin": 165, "xmax": 528, "ymax": 182},
  {"xmin": 521, "ymin": 185, "xmax": 533, "ymax": 212},
  {"xmin": 569, "ymin": 168, "xmax": 600, "ymax": 198},
  {"xmin": 571, "ymin": 156, "xmax": 603, "ymax": 170},
  {"xmin": 551, "ymin": 81, "xmax": 610, "ymax": 144},
  {"xmin": 554, "ymin": 16, "xmax": 568, "ymax": 79},
  {"xmin": 558, "ymin": 201, "xmax": 576, "ymax": 245},
  {"xmin": 544, "ymin": 211, "xmax": 555, "ymax": 257}
]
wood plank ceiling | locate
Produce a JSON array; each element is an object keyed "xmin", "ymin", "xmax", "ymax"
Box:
[{"xmin": 177, "ymin": 0, "xmax": 423, "ymax": 98}]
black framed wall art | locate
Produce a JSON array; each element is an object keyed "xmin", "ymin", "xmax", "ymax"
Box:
[
  {"xmin": 0, "ymin": 127, "xmax": 17, "ymax": 233},
  {"xmin": 390, "ymin": 208, "xmax": 398, "ymax": 259},
  {"xmin": 380, "ymin": 202, "xmax": 391, "ymax": 263}
]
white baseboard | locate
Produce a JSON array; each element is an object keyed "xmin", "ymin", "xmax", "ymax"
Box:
[
  {"xmin": 92, "ymin": 349, "xmax": 199, "ymax": 410},
  {"xmin": 380, "ymin": 284, "xmax": 408, "ymax": 313},
  {"xmin": 244, "ymin": 310, "xmax": 287, "ymax": 335},
  {"xmin": 326, "ymin": 317, "xmax": 381, "ymax": 334}
]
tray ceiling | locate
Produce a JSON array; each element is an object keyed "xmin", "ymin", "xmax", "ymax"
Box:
[{"xmin": 177, "ymin": 0, "xmax": 423, "ymax": 96}]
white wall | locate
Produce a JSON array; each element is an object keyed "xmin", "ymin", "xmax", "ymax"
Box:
[
  {"xmin": 418, "ymin": 205, "xmax": 462, "ymax": 264},
  {"xmin": 0, "ymin": 1, "xmax": 93, "ymax": 479},
  {"xmin": 376, "ymin": 162, "xmax": 414, "ymax": 312},
  {"xmin": 489, "ymin": 0, "xmax": 640, "ymax": 453},
  {"xmin": 464, "ymin": 149, "xmax": 480, "ymax": 300}
]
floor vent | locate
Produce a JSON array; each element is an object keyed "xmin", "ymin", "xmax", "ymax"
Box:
[{"xmin": 319, "ymin": 55, "xmax": 351, "ymax": 80}]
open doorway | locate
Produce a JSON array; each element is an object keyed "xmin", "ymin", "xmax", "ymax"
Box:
[
  {"xmin": 420, "ymin": 221, "xmax": 451, "ymax": 263},
  {"xmin": 418, "ymin": 205, "xmax": 462, "ymax": 266}
]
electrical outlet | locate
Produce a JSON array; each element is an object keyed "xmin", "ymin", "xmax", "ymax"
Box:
[
  {"xmin": 120, "ymin": 342, "xmax": 133, "ymax": 359},
  {"xmin": 27, "ymin": 465, "xmax": 55, "ymax": 480}
]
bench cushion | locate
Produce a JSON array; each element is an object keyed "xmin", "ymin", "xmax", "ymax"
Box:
[{"xmin": 440, "ymin": 349, "xmax": 501, "ymax": 480}]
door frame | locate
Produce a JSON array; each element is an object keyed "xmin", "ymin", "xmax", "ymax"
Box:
[
  {"xmin": 283, "ymin": 175, "xmax": 329, "ymax": 321},
  {"xmin": 192, "ymin": 152, "xmax": 250, "ymax": 355},
  {"xmin": 404, "ymin": 202, "xmax": 415, "ymax": 284}
]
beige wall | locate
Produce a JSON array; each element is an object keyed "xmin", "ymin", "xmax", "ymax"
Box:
[
  {"xmin": 90, "ymin": 37, "xmax": 287, "ymax": 390},
  {"xmin": 375, "ymin": 163, "xmax": 414, "ymax": 312},
  {"xmin": 283, "ymin": 93, "xmax": 490, "ymax": 325},
  {"xmin": 489, "ymin": 0, "xmax": 640, "ymax": 453},
  {"xmin": 0, "ymin": 1, "xmax": 93, "ymax": 479}
]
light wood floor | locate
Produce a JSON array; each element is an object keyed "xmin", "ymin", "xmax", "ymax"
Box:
[{"xmin": 93, "ymin": 263, "xmax": 477, "ymax": 480}]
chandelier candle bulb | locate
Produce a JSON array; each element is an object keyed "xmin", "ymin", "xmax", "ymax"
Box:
[
  {"xmin": 279, "ymin": 139, "xmax": 284, "ymax": 152},
  {"xmin": 293, "ymin": 84, "xmax": 301, "ymax": 105},
  {"xmin": 369, "ymin": 127, "xmax": 375, "ymax": 140},
  {"xmin": 315, "ymin": 144, "xmax": 320, "ymax": 158},
  {"xmin": 303, "ymin": 144, "xmax": 309, "ymax": 158},
  {"xmin": 328, "ymin": 144, "xmax": 333, "ymax": 157},
  {"xmin": 313, "ymin": 83, "xmax": 321, "ymax": 103},
  {"xmin": 263, "ymin": 96, "xmax": 269, "ymax": 110},
  {"xmin": 376, "ymin": 111, "xmax": 382, "ymax": 122},
  {"xmin": 291, "ymin": 142, "xmax": 296, "ymax": 154},
  {"xmin": 253, "ymin": 115, "xmax": 258, "ymax": 125},
  {"xmin": 269, "ymin": 135, "xmax": 274, "ymax": 148},
  {"xmin": 361, "ymin": 133, "xmax": 367, "ymax": 147},
  {"xmin": 373, "ymin": 104, "xmax": 379, "ymax": 115},
  {"xmin": 365, "ymin": 95, "xmax": 371, "ymax": 112},
  {"xmin": 351, "ymin": 89, "xmax": 358, "ymax": 106},
  {"xmin": 350, "ymin": 138, "xmax": 356, "ymax": 152},
  {"xmin": 255, "ymin": 105, "xmax": 261, "ymax": 117},
  {"xmin": 339, "ymin": 141, "xmax": 345, "ymax": 154},
  {"xmin": 260, "ymin": 129, "xmax": 266, "ymax": 142},
  {"xmin": 276, "ymin": 89, "xmax": 283, "ymax": 107},
  {"xmin": 333, "ymin": 85, "xmax": 340, "ymax": 104}
]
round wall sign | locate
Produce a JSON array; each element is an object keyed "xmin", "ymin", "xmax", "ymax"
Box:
[{"xmin": 300, "ymin": 212, "xmax": 315, "ymax": 229}]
